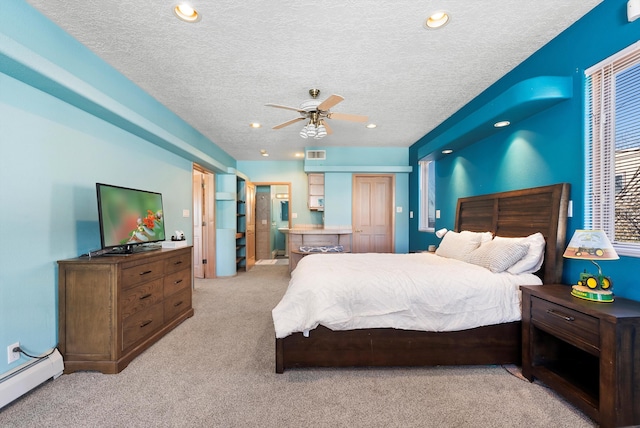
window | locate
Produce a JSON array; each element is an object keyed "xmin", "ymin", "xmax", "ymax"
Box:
[
  {"xmin": 585, "ymin": 41, "xmax": 640, "ymax": 256},
  {"xmin": 419, "ymin": 159, "xmax": 436, "ymax": 231}
]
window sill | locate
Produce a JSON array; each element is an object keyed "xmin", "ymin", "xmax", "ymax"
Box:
[{"xmin": 613, "ymin": 243, "xmax": 640, "ymax": 258}]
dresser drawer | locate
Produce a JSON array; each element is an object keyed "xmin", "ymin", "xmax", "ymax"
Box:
[
  {"xmin": 531, "ymin": 296, "xmax": 600, "ymax": 352},
  {"xmin": 121, "ymin": 260, "xmax": 165, "ymax": 290},
  {"xmin": 121, "ymin": 278, "xmax": 164, "ymax": 319},
  {"xmin": 164, "ymin": 288, "xmax": 191, "ymax": 321},
  {"xmin": 164, "ymin": 268, "xmax": 191, "ymax": 297},
  {"xmin": 165, "ymin": 251, "xmax": 191, "ymax": 274},
  {"xmin": 122, "ymin": 303, "xmax": 164, "ymax": 350}
]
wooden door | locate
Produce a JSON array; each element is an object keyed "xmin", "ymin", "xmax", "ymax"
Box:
[
  {"xmin": 192, "ymin": 167, "xmax": 215, "ymax": 278},
  {"xmin": 255, "ymin": 190, "xmax": 271, "ymax": 260},
  {"xmin": 192, "ymin": 171, "xmax": 204, "ymax": 278},
  {"xmin": 352, "ymin": 174, "xmax": 394, "ymax": 253},
  {"xmin": 245, "ymin": 182, "xmax": 256, "ymax": 270}
]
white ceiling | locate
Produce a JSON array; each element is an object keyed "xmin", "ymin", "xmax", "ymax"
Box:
[{"xmin": 26, "ymin": 0, "xmax": 602, "ymax": 161}]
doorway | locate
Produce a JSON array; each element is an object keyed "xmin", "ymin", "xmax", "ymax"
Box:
[
  {"xmin": 252, "ymin": 182, "xmax": 292, "ymax": 264},
  {"xmin": 192, "ymin": 166, "xmax": 216, "ymax": 278}
]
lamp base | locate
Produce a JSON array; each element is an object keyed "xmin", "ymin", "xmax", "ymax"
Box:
[{"xmin": 571, "ymin": 285, "xmax": 614, "ymax": 302}]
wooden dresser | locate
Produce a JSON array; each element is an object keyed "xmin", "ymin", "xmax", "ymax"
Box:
[
  {"xmin": 58, "ymin": 247, "xmax": 194, "ymax": 374},
  {"xmin": 521, "ymin": 285, "xmax": 640, "ymax": 428}
]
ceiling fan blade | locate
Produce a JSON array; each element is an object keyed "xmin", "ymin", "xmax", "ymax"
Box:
[
  {"xmin": 265, "ymin": 103, "xmax": 306, "ymax": 113},
  {"xmin": 328, "ymin": 112, "xmax": 369, "ymax": 123},
  {"xmin": 272, "ymin": 117, "xmax": 305, "ymax": 129},
  {"xmin": 317, "ymin": 94, "xmax": 344, "ymax": 111},
  {"xmin": 322, "ymin": 120, "xmax": 333, "ymax": 135}
]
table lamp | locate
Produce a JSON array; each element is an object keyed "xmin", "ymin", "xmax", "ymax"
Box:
[{"xmin": 562, "ymin": 229, "xmax": 619, "ymax": 302}]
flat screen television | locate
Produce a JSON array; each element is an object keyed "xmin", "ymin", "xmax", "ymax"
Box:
[{"xmin": 96, "ymin": 183, "xmax": 166, "ymax": 254}]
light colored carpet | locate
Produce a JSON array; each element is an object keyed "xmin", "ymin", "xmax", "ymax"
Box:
[{"xmin": 0, "ymin": 265, "xmax": 595, "ymax": 427}]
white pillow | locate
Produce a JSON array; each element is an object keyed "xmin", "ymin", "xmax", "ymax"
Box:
[
  {"xmin": 467, "ymin": 239, "xmax": 530, "ymax": 273},
  {"xmin": 493, "ymin": 232, "xmax": 546, "ymax": 275},
  {"xmin": 435, "ymin": 231, "xmax": 484, "ymax": 261},
  {"xmin": 467, "ymin": 230, "xmax": 493, "ymax": 244}
]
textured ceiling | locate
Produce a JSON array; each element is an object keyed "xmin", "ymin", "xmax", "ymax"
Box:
[{"xmin": 26, "ymin": 0, "xmax": 602, "ymax": 161}]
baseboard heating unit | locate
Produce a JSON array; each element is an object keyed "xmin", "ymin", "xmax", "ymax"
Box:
[{"xmin": 0, "ymin": 349, "xmax": 64, "ymax": 409}]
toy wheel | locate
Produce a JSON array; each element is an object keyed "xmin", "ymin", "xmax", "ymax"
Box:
[
  {"xmin": 601, "ymin": 277, "xmax": 612, "ymax": 290},
  {"xmin": 575, "ymin": 251, "xmax": 582, "ymax": 257},
  {"xmin": 586, "ymin": 276, "xmax": 598, "ymax": 289},
  {"xmin": 595, "ymin": 248, "xmax": 604, "ymax": 257}
]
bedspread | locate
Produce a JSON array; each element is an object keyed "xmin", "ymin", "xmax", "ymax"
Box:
[{"xmin": 272, "ymin": 252, "xmax": 542, "ymax": 338}]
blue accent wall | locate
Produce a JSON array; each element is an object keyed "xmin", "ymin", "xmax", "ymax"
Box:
[{"xmin": 409, "ymin": 0, "xmax": 640, "ymax": 301}]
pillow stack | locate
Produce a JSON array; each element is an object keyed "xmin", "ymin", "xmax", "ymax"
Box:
[{"xmin": 435, "ymin": 230, "xmax": 546, "ymax": 275}]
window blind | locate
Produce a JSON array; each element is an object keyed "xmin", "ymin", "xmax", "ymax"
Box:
[{"xmin": 585, "ymin": 41, "xmax": 640, "ymax": 256}]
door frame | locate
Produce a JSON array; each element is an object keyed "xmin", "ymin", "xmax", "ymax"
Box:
[{"xmin": 252, "ymin": 182, "xmax": 292, "ymax": 260}]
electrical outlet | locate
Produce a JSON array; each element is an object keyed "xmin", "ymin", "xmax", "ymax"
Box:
[{"xmin": 7, "ymin": 342, "xmax": 19, "ymax": 364}]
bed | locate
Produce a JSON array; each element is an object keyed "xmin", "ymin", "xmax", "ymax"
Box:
[{"xmin": 273, "ymin": 183, "xmax": 570, "ymax": 373}]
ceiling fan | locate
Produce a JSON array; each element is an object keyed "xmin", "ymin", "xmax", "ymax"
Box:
[{"xmin": 265, "ymin": 89, "xmax": 368, "ymax": 139}]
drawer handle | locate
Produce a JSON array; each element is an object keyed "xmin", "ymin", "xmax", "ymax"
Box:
[
  {"xmin": 174, "ymin": 261, "xmax": 183, "ymax": 265},
  {"xmin": 139, "ymin": 293, "xmax": 152, "ymax": 300},
  {"xmin": 139, "ymin": 270, "xmax": 152, "ymax": 276},
  {"xmin": 547, "ymin": 309, "xmax": 575, "ymax": 322},
  {"xmin": 173, "ymin": 301, "xmax": 183, "ymax": 307},
  {"xmin": 174, "ymin": 279, "xmax": 183, "ymax": 285},
  {"xmin": 140, "ymin": 319, "xmax": 152, "ymax": 328}
]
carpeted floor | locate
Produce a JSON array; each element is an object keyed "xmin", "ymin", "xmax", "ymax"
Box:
[{"xmin": 0, "ymin": 265, "xmax": 595, "ymax": 427}]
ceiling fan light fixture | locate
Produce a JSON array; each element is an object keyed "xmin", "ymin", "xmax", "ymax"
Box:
[
  {"xmin": 299, "ymin": 126, "xmax": 309, "ymax": 139},
  {"xmin": 425, "ymin": 11, "xmax": 450, "ymax": 29},
  {"xmin": 315, "ymin": 124, "xmax": 327, "ymax": 139},
  {"xmin": 173, "ymin": 3, "xmax": 201, "ymax": 23},
  {"xmin": 306, "ymin": 125, "xmax": 317, "ymax": 138}
]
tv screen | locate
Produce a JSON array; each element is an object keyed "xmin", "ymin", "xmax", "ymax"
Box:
[{"xmin": 96, "ymin": 183, "xmax": 166, "ymax": 252}]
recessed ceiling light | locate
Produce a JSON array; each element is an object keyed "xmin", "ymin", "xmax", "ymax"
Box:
[
  {"xmin": 494, "ymin": 121, "xmax": 511, "ymax": 128},
  {"xmin": 173, "ymin": 3, "xmax": 201, "ymax": 23},
  {"xmin": 295, "ymin": 153, "xmax": 305, "ymax": 158},
  {"xmin": 260, "ymin": 149, "xmax": 269, "ymax": 157},
  {"xmin": 442, "ymin": 149, "xmax": 453, "ymax": 154},
  {"xmin": 366, "ymin": 123, "xmax": 377, "ymax": 129},
  {"xmin": 425, "ymin": 11, "xmax": 450, "ymax": 29},
  {"xmin": 249, "ymin": 122, "xmax": 261, "ymax": 128}
]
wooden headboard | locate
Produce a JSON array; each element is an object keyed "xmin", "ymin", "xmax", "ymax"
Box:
[{"xmin": 454, "ymin": 183, "xmax": 570, "ymax": 284}]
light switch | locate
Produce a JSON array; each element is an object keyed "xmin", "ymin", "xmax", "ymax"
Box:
[
  {"xmin": 436, "ymin": 210, "xmax": 441, "ymax": 219},
  {"xmin": 182, "ymin": 209, "xmax": 190, "ymax": 218},
  {"xmin": 567, "ymin": 200, "xmax": 573, "ymax": 218},
  {"xmin": 409, "ymin": 211, "xmax": 413, "ymax": 218},
  {"xmin": 396, "ymin": 206, "xmax": 403, "ymax": 213},
  {"xmin": 292, "ymin": 213, "xmax": 298, "ymax": 219}
]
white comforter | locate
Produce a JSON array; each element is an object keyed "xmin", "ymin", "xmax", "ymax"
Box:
[{"xmin": 272, "ymin": 252, "xmax": 542, "ymax": 338}]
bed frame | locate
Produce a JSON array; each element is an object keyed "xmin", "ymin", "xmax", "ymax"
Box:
[{"xmin": 275, "ymin": 183, "xmax": 570, "ymax": 373}]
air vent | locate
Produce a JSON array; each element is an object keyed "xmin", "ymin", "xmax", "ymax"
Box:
[{"xmin": 306, "ymin": 150, "xmax": 326, "ymax": 160}]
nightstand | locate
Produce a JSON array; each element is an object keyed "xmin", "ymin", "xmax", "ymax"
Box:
[{"xmin": 520, "ymin": 285, "xmax": 640, "ymax": 428}]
